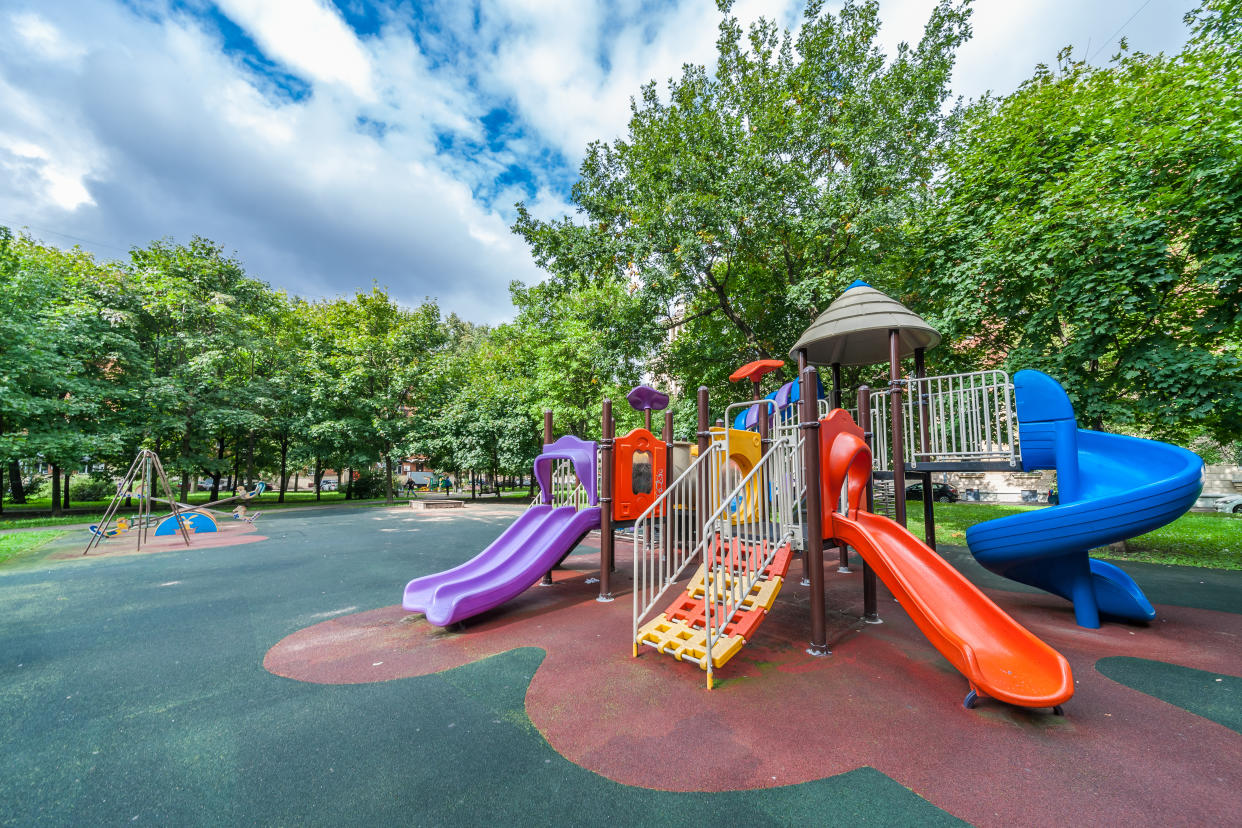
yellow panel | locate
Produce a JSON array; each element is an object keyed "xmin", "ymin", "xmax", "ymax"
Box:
[
  {"xmin": 709, "ymin": 633, "xmax": 747, "ymax": 668},
  {"xmin": 747, "ymin": 576, "xmax": 783, "ymax": 612}
]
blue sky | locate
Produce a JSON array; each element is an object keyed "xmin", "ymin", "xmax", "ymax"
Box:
[{"xmin": 0, "ymin": 0, "xmax": 1199, "ymax": 323}]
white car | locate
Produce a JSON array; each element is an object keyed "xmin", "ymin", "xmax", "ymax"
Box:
[{"xmin": 1214, "ymin": 494, "xmax": 1242, "ymax": 515}]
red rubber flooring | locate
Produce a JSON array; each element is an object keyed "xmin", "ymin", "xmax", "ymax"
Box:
[{"xmin": 266, "ymin": 539, "xmax": 1242, "ymax": 826}]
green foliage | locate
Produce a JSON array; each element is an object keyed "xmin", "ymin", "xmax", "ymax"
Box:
[
  {"xmin": 68, "ymin": 475, "xmax": 117, "ymax": 502},
  {"xmin": 910, "ymin": 0, "xmax": 1242, "ymax": 442},
  {"xmin": 513, "ymin": 0, "xmax": 971, "ymax": 402},
  {"xmin": 350, "ymin": 469, "xmax": 389, "ymax": 500}
]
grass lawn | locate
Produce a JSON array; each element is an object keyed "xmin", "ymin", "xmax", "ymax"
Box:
[
  {"xmin": 0, "ymin": 530, "xmax": 67, "ymax": 564},
  {"xmin": 0, "ymin": 487, "xmax": 532, "ymax": 531},
  {"xmin": 907, "ymin": 501, "xmax": 1240, "ymax": 570}
]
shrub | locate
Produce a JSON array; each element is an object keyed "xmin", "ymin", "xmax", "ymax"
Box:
[
  {"xmin": 351, "ymin": 470, "xmax": 389, "ymax": 499},
  {"xmin": 70, "ymin": 475, "xmax": 119, "ymax": 502}
]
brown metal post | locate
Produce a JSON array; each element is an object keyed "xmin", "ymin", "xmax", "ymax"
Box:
[
  {"xmin": 801, "ymin": 366, "xmax": 828, "ymax": 655},
  {"xmin": 663, "ymin": 409, "xmax": 674, "ymax": 490},
  {"xmin": 795, "ymin": 349, "xmax": 811, "ymax": 586},
  {"xmin": 857, "ymin": 386, "xmax": 880, "ymax": 623},
  {"xmin": 644, "ymin": 408, "xmax": 651, "ymax": 432},
  {"xmin": 598, "ymin": 399, "xmax": 614, "ymax": 602},
  {"xmin": 541, "ymin": 410, "xmax": 555, "ymax": 585},
  {"xmin": 889, "ymin": 330, "xmax": 907, "ymax": 528},
  {"xmin": 913, "ymin": 348, "xmax": 936, "ymax": 551},
  {"xmin": 753, "ymin": 378, "xmax": 771, "ymax": 456}
]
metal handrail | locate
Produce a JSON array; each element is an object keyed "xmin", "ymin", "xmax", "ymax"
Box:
[
  {"xmin": 545, "ymin": 457, "xmax": 592, "ymax": 511},
  {"xmin": 631, "ymin": 442, "xmax": 727, "ymax": 634},
  {"xmin": 702, "ymin": 433, "xmax": 798, "ymax": 687},
  {"xmin": 902, "ymin": 370, "xmax": 1018, "ymax": 467}
]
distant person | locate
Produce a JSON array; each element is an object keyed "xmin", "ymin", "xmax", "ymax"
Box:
[
  {"xmin": 1048, "ymin": 488, "xmax": 1059, "ymax": 505},
  {"xmin": 405, "ymin": 478, "xmax": 415, "ymax": 495}
]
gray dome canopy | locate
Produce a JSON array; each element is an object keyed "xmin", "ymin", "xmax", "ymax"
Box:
[{"xmin": 790, "ymin": 281, "xmax": 940, "ymax": 367}]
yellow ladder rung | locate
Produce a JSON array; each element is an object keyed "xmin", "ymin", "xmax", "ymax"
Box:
[{"xmin": 636, "ymin": 616, "xmax": 746, "ymax": 670}]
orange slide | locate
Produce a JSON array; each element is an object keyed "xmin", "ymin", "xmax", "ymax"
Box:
[{"xmin": 821, "ymin": 411, "xmax": 1074, "ymax": 711}]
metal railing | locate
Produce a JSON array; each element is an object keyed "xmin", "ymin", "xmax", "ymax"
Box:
[
  {"xmin": 701, "ymin": 434, "xmax": 798, "ymax": 686},
  {"xmin": 861, "ymin": 370, "xmax": 1018, "ymax": 472},
  {"xmin": 544, "ymin": 457, "xmax": 595, "ymax": 511},
  {"xmin": 632, "ymin": 427, "xmax": 801, "ymax": 687},
  {"xmin": 632, "ymin": 441, "xmax": 727, "ymax": 630},
  {"xmin": 903, "ymin": 370, "xmax": 1018, "ymax": 467}
]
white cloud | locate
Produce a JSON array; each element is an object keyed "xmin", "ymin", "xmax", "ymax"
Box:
[
  {"xmin": 470, "ymin": 0, "xmax": 803, "ymax": 164},
  {"xmin": 0, "ymin": 0, "xmax": 1200, "ymax": 326},
  {"xmin": 872, "ymin": 0, "xmax": 1200, "ymax": 104},
  {"xmin": 214, "ymin": 0, "xmax": 376, "ymax": 100},
  {"xmin": 11, "ymin": 11, "xmax": 87, "ymax": 62}
]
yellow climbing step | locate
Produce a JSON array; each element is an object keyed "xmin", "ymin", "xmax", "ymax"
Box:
[
  {"xmin": 686, "ymin": 565, "xmax": 783, "ymax": 612},
  {"xmin": 635, "ymin": 615, "xmax": 746, "ymax": 669}
]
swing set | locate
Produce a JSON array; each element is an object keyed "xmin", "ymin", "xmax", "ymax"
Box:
[{"xmin": 84, "ymin": 450, "xmax": 265, "ymax": 555}]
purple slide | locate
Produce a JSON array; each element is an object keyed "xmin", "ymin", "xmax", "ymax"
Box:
[{"xmin": 402, "ymin": 505, "xmax": 601, "ymax": 626}]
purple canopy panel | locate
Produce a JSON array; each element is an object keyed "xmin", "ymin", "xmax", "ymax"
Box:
[
  {"xmin": 774, "ymin": 381, "xmax": 795, "ymax": 411},
  {"xmin": 532, "ymin": 435, "xmax": 598, "ymax": 506},
  {"xmin": 626, "ymin": 385, "xmax": 670, "ymax": 412}
]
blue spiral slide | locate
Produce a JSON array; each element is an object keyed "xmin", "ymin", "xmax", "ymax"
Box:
[{"xmin": 966, "ymin": 370, "xmax": 1204, "ymax": 628}]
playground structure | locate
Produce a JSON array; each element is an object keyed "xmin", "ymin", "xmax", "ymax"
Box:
[
  {"xmin": 401, "ymin": 281, "xmax": 1203, "ymax": 710},
  {"xmin": 85, "ymin": 449, "xmax": 266, "ymax": 555}
]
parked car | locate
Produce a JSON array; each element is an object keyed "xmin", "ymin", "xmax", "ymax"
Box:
[
  {"xmin": 319, "ymin": 480, "xmax": 338, "ymax": 491},
  {"xmin": 905, "ymin": 482, "xmax": 959, "ymax": 503},
  {"xmin": 1214, "ymin": 494, "xmax": 1242, "ymax": 514}
]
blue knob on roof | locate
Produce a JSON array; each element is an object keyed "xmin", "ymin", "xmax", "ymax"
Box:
[{"xmin": 845, "ymin": 279, "xmax": 873, "ymax": 291}]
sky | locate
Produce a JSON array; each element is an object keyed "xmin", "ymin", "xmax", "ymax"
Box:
[{"xmin": 0, "ymin": 0, "xmax": 1201, "ymax": 324}]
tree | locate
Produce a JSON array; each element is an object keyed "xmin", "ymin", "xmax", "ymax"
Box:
[
  {"xmin": 127, "ymin": 237, "xmax": 278, "ymax": 500},
  {"xmin": 909, "ymin": 0, "xmax": 1242, "ymax": 443},
  {"xmin": 513, "ymin": 0, "xmax": 971, "ymax": 396},
  {"xmin": 0, "ymin": 232, "xmax": 147, "ymax": 514},
  {"xmin": 310, "ymin": 289, "xmax": 448, "ymax": 504}
]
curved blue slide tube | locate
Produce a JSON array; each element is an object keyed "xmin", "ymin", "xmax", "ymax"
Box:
[{"xmin": 966, "ymin": 370, "xmax": 1203, "ymax": 628}]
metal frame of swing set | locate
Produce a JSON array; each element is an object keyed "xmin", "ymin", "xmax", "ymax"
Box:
[
  {"xmin": 84, "ymin": 450, "xmax": 191, "ymax": 555},
  {"xmin": 83, "ymin": 450, "xmax": 264, "ymax": 555}
]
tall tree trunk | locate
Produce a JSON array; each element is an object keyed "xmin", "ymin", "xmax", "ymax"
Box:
[
  {"xmin": 51, "ymin": 463, "xmax": 61, "ymax": 516},
  {"xmin": 384, "ymin": 453, "xmax": 394, "ymax": 504},
  {"xmin": 7, "ymin": 460, "xmax": 25, "ymax": 504},
  {"xmin": 293, "ymin": 470, "xmax": 299, "ymax": 492},
  {"xmin": 345, "ymin": 467, "xmax": 353, "ymax": 501},
  {"xmin": 63, "ymin": 470, "xmax": 71, "ymax": 510},
  {"xmin": 245, "ymin": 430, "xmax": 255, "ymax": 488},
  {"xmin": 470, "ymin": 470, "xmax": 476, "ymax": 501},
  {"xmin": 314, "ymin": 457, "xmax": 322, "ymax": 502},
  {"xmin": 211, "ymin": 434, "xmax": 225, "ymax": 502},
  {"xmin": 278, "ymin": 437, "xmax": 289, "ymax": 503},
  {"xmin": 179, "ymin": 409, "xmax": 194, "ymax": 503}
]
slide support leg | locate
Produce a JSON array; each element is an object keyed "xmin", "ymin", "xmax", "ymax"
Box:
[{"xmin": 1066, "ymin": 551, "xmax": 1101, "ymax": 629}]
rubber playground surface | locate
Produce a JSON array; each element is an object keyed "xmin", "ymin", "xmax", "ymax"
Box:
[{"xmin": 2, "ymin": 502, "xmax": 1239, "ymax": 825}]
